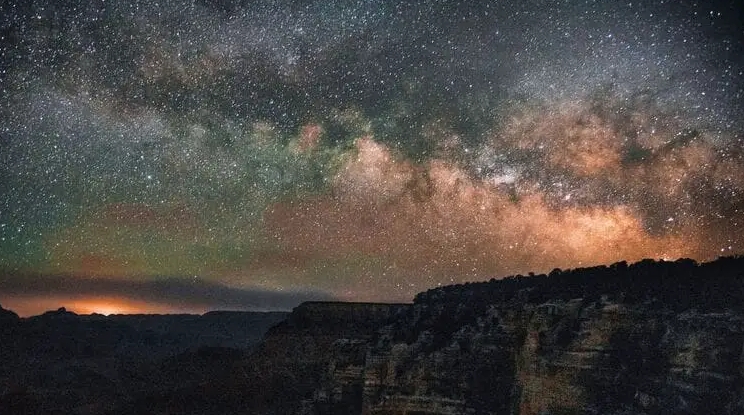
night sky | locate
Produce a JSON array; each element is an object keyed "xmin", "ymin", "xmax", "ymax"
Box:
[{"xmin": 1, "ymin": 0, "xmax": 742, "ymax": 316}]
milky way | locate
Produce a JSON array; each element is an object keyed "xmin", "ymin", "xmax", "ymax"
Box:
[{"xmin": 1, "ymin": 0, "xmax": 742, "ymax": 314}]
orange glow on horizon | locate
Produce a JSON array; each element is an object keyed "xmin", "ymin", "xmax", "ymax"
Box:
[
  {"xmin": 67, "ymin": 297, "xmax": 185, "ymax": 315},
  {"xmin": 2, "ymin": 296, "xmax": 206, "ymax": 317}
]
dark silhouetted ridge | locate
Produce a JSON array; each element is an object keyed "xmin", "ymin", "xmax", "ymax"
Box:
[
  {"xmin": 0, "ymin": 303, "xmax": 19, "ymax": 325},
  {"xmin": 415, "ymin": 256, "xmax": 744, "ymax": 311}
]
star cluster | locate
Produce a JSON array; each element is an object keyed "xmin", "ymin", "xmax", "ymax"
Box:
[{"xmin": 1, "ymin": 0, "xmax": 742, "ymax": 314}]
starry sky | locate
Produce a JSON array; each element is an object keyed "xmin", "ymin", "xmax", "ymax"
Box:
[{"xmin": 1, "ymin": 0, "xmax": 742, "ymax": 315}]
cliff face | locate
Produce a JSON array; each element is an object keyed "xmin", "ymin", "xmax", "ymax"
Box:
[
  {"xmin": 302, "ymin": 301, "xmax": 744, "ymax": 415},
  {"xmin": 242, "ymin": 302, "xmax": 411, "ymax": 415},
  {"xmin": 3, "ymin": 258, "xmax": 742, "ymax": 414},
  {"xmin": 291, "ymin": 258, "xmax": 744, "ymax": 415}
]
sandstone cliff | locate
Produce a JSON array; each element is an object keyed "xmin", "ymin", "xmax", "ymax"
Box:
[
  {"xmin": 242, "ymin": 301, "xmax": 411, "ymax": 414},
  {"xmin": 284, "ymin": 257, "xmax": 744, "ymax": 415},
  {"xmin": 5, "ymin": 257, "xmax": 740, "ymax": 414}
]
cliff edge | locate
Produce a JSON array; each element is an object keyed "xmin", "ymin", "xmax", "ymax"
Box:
[{"xmin": 280, "ymin": 257, "xmax": 744, "ymax": 415}]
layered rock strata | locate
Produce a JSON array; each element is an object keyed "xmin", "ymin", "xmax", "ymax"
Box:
[{"xmin": 285, "ymin": 258, "xmax": 744, "ymax": 414}]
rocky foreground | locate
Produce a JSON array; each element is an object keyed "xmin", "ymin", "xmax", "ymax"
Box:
[
  {"xmin": 257, "ymin": 257, "xmax": 744, "ymax": 415},
  {"xmin": 2, "ymin": 256, "xmax": 744, "ymax": 414}
]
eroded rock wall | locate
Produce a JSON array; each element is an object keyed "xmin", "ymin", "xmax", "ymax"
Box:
[
  {"xmin": 301, "ymin": 300, "xmax": 744, "ymax": 415},
  {"xmin": 259, "ymin": 258, "xmax": 744, "ymax": 415}
]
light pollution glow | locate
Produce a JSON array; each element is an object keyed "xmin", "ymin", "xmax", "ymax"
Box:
[{"xmin": 3, "ymin": 296, "xmax": 183, "ymax": 317}]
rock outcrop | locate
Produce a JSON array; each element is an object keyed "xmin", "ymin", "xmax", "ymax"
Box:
[
  {"xmin": 289, "ymin": 257, "xmax": 744, "ymax": 415},
  {"xmin": 243, "ymin": 302, "xmax": 411, "ymax": 414},
  {"xmin": 2, "ymin": 256, "xmax": 743, "ymax": 414}
]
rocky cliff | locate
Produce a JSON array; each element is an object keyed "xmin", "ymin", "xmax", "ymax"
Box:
[
  {"xmin": 288, "ymin": 257, "xmax": 744, "ymax": 415},
  {"xmin": 3, "ymin": 257, "xmax": 743, "ymax": 415},
  {"xmin": 242, "ymin": 301, "xmax": 411, "ymax": 414}
]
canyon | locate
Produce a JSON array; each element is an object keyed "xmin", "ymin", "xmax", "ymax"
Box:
[
  {"xmin": 1, "ymin": 256, "xmax": 743, "ymax": 414},
  {"xmin": 276, "ymin": 257, "xmax": 744, "ymax": 414}
]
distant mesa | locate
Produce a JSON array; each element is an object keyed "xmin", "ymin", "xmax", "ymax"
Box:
[
  {"xmin": 0, "ymin": 303, "xmax": 20, "ymax": 323},
  {"xmin": 38, "ymin": 306, "xmax": 78, "ymax": 319}
]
